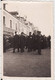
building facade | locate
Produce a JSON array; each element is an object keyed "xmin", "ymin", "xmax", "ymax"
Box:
[{"xmin": 3, "ymin": 4, "xmax": 34, "ymax": 37}]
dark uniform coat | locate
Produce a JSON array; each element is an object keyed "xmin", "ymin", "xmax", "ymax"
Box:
[
  {"xmin": 32, "ymin": 34, "xmax": 41, "ymax": 54},
  {"xmin": 32, "ymin": 34, "xmax": 38, "ymax": 51},
  {"xmin": 3, "ymin": 35, "xmax": 6, "ymax": 52},
  {"xmin": 27, "ymin": 35, "xmax": 33, "ymax": 51},
  {"xmin": 20, "ymin": 35, "xmax": 25, "ymax": 52},
  {"xmin": 13, "ymin": 34, "xmax": 20, "ymax": 49},
  {"xmin": 37, "ymin": 35, "xmax": 41, "ymax": 54}
]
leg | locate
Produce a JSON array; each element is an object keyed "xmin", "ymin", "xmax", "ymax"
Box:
[
  {"xmin": 18, "ymin": 48, "xmax": 19, "ymax": 52},
  {"xmin": 21, "ymin": 47, "xmax": 24, "ymax": 53},
  {"xmin": 38, "ymin": 48, "xmax": 41, "ymax": 55},
  {"xmin": 13, "ymin": 47, "xmax": 15, "ymax": 53}
]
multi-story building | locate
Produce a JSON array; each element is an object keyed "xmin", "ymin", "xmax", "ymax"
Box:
[{"xmin": 3, "ymin": 4, "xmax": 34, "ymax": 37}]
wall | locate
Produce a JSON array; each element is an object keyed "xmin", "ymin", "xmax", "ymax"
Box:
[{"xmin": 3, "ymin": 9, "xmax": 33, "ymax": 36}]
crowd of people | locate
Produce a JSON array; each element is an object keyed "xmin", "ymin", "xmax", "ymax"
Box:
[{"xmin": 3, "ymin": 31, "xmax": 51, "ymax": 55}]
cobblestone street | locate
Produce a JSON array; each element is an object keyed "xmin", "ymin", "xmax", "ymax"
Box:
[{"xmin": 3, "ymin": 48, "xmax": 51, "ymax": 77}]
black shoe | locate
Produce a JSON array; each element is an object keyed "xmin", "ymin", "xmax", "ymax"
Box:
[
  {"xmin": 13, "ymin": 51, "xmax": 15, "ymax": 53},
  {"xmin": 18, "ymin": 50, "xmax": 19, "ymax": 52},
  {"xmin": 39, "ymin": 53, "xmax": 41, "ymax": 55}
]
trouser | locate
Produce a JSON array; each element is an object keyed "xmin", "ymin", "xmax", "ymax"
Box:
[
  {"xmin": 21, "ymin": 47, "xmax": 24, "ymax": 52},
  {"xmin": 28, "ymin": 45, "xmax": 32, "ymax": 52},
  {"xmin": 38, "ymin": 47, "xmax": 41, "ymax": 55},
  {"xmin": 28, "ymin": 48, "xmax": 32, "ymax": 52},
  {"xmin": 13, "ymin": 47, "xmax": 19, "ymax": 53}
]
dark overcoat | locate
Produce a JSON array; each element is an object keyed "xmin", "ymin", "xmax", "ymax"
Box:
[
  {"xmin": 13, "ymin": 34, "xmax": 20, "ymax": 48},
  {"xmin": 20, "ymin": 35, "xmax": 25, "ymax": 48},
  {"xmin": 32, "ymin": 34, "xmax": 38, "ymax": 50},
  {"xmin": 27, "ymin": 35, "xmax": 33, "ymax": 49}
]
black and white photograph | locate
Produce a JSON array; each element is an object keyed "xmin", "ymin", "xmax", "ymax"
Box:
[{"xmin": 2, "ymin": 1, "xmax": 53, "ymax": 78}]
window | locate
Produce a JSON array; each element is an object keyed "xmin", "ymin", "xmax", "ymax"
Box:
[
  {"xmin": 3, "ymin": 16, "xmax": 5, "ymax": 27},
  {"xmin": 16, "ymin": 23, "xmax": 17, "ymax": 30},
  {"xmin": 3, "ymin": 4, "xmax": 6, "ymax": 10},
  {"xmin": 10, "ymin": 20, "xmax": 12, "ymax": 28}
]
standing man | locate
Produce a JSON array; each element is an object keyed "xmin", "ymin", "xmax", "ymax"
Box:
[
  {"xmin": 32, "ymin": 30, "xmax": 38, "ymax": 51},
  {"xmin": 47, "ymin": 35, "xmax": 51, "ymax": 48},
  {"xmin": 27, "ymin": 32, "xmax": 33, "ymax": 52},
  {"xmin": 3, "ymin": 34, "xmax": 6, "ymax": 52},
  {"xmin": 37, "ymin": 31, "xmax": 41, "ymax": 55},
  {"xmin": 20, "ymin": 32, "xmax": 25, "ymax": 53},
  {"xmin": 13, "ymin": 31, "xmax": 20, "ymax": 53},
  {"xmin": 32, "ymin": 30, "xmax": 41, "ymax": 55}
]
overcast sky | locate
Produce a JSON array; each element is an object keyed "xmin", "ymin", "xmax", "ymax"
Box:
[{"xmin": 5, "ymin": 2, "xmax": 53, "ymax": 36}]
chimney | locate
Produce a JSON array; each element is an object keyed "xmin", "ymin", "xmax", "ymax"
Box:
[{"xmin": 9, "ymin": 11, "xmax": 18, "ymax": 17}]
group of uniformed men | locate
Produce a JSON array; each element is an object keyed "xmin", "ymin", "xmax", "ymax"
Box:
[
  {"xmin": 3, "ymin": 30, "xmax": 51, "ymax": 55},
  {"xmin": 13, "ymin": 31, "xmax": 41, "ymax": 55}
]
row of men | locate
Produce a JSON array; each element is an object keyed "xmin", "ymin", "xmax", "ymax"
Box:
[
  {"xmin": 13, "ymin": 31, "xmax": 42, "ymax": 55},
  {"xmin": 3, "ymin": 31, "xmax": 51, "ymax": 55}
]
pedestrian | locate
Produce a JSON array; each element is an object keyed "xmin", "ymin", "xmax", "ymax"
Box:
[
  {"xmin": 27, "ymin": 32, "xmax": 33, "ymax": 52},
  {"xmin": 37, "ymin": 31, "xmax": 41, "ymax": 55},
  {"xmin": 25, "ymin": 36, "xmax": 28, "ymax": 49},
  {"xmin": 32, "ymin": 30, "xmax": 38, "ymax": 51},
  {"xmin": 13, "ymin": 31, "xmax": 20, "ymax": 53},
  {"xmin": 3, "ymin": 34, "xmax": 6, "ymax": 52},
  {"xmin": 32, "ymin": 30, "xmax": 41, "ymax": 55},
  {"xmin": 20, "ymin": 32, "xmax": 25, "ymax": 53},
  {"xmin": 47, "ymin": 35, "xmax": 51, "ymax": 48}
]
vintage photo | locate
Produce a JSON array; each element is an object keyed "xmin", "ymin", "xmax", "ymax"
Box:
[{"xmin": 2, "ymin": 2, "xmax": 53, "ymax": 78}]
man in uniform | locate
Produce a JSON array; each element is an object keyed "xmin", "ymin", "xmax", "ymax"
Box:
[
  {"xmin": 3, "ymin": 34, "xmax": 6, "ymax": 52},
  {"xmin": 32, "ymin": 30, "xmax": 38, "ymax": 51},
  {"xmin": 13, "ymin": 31, "xmax": 20, "ymax": 53},
  {"xmin": 37, "ymin": 31, "xmax": 41, "ymax": 55},
  {"xmin": 32, "ymin": 30, "xmax": 41, "ymax": 55},
  {"xmin": 20, "ymin": 32, "xmax": 25, "ymax": 53},
  {"xmin": 27, "ymin": 32, "xmax": 33, "ymax": 52},
  {"xmin": 47, "ymin": 35, "xmax": 51, "ymax": 48}
]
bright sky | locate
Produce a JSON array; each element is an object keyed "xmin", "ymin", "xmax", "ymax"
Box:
[{"xmin": 5, "ymin": 2, "xmax": 53, "ymax": 36}]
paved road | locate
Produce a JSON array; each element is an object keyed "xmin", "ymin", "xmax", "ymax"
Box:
[{"xmin": 3, "ymin": 48, "xmax": 51, "ymax": 77}]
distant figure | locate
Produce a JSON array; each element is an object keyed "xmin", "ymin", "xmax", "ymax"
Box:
[
  {"xmin": 37, "ymin": 31, "xmax": 41, "ymax": 55},
  {"xmin": 32, "ymin": 30, "xmax": 41, "ymax": 55},
  {"xmin": 25, "ymin": 36, "xmax": 28, "ymax": 49},
  {"xmin": 27, "ymin": 32, "xmax": 33, "ymax": 52},
  {"xmin": 3, "ymin": 34, "xmax": 6, "ymax": 52},
  {"xmin": 20, "ymin": 32, "xmax": 25, "ymax": 53},
  {"xmin": 32, "ymin": 30, "xmax": 38, "ymax": 51},
  {"xmin": 41, "ymin": 35, "xmax": 48, "ymax": 49},
  {"xmin": 47, "ymin": 35, "xmax": 51, "ymax": 48},
  {"xmin": 13, "ymin": 31, "xmax": 20, "ymax": 53}
]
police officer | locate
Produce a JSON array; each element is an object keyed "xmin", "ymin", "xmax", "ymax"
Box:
[
  {"xmin": 13, "ymin": 31, "xmax": 20, "ymax": 53},
  {"xmin": 27, "ymin": 32, "xmax": 33, "ymax": 52},
  {"xmin": 20, "ymin": 32, "xmax": 25, "ymax": 53}
]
